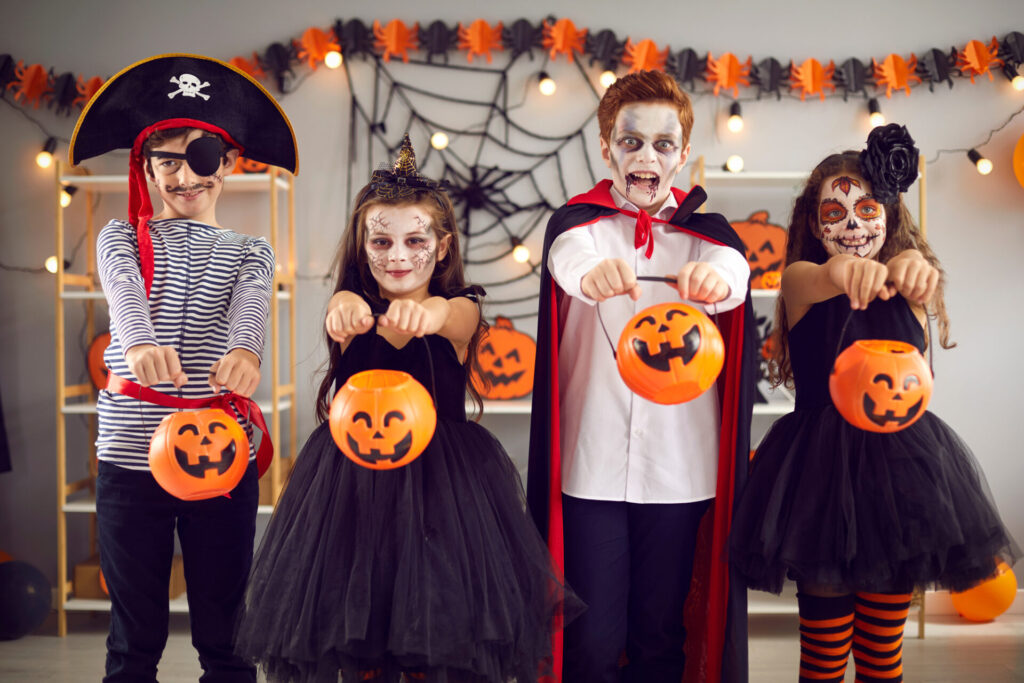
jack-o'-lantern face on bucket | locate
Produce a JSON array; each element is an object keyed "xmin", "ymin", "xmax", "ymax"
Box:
[
  {"xmin": 330, "ymin": 370, "xmax": 437, "ymax": 470},
  {"xmin": 615, "ymin": 302, "xmax": 725, "ymax": 404},
  {"xmin": 148, "ymin": 409, "xmax": 250, "ymax": 500},
  {"xmin": 730, "ymin": 211, "xmax": 787, "ymax": 287},
  {"xmin": 829, "ymin": 340, "xmax": 932, "ymax": 433}
]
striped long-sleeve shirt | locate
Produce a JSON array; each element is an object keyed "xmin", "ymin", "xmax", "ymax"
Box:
[{"xmin": 96, "ymin": 218, "xmax": 275, "ymax": 470}]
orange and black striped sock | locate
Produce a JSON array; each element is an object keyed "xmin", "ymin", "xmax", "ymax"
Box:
[
  {"xmin": 853, "ymin": 591, "xmax": 912, "ymax": 682},
  {"xmin": 797, "ymin": 592, "xmax": 855, "ymax": 682}
]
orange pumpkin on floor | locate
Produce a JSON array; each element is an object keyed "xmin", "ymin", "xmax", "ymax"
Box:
[
  {"xmin": 616, "ymin": 302, "xmax": 725, "ymax": 404},
  {"xmin": 148, "ymin": 409, "xmax": 250, "ymax": 500},
  {"xmin": 470, "ymin": 317, "xmax": 536, "ymax": 399},
  {"xmin": 329, "ymin": 370, "xmax": 436, "ymax": 470},
  {"xmin": 829, "ymin": 340, "xmax": 932, "ymax": 433},
  {"xmin": 88, "ymin": 332, "xmax": 111, "ymax": 390}
]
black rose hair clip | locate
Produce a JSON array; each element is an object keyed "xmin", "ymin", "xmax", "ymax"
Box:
[
  {"xmin": 368, "ymin": 133, "xmax": 449, "ymax": 201},
  {"xmin": 859, "ymin": 123, "xmax": 920, "ymax": 205}
]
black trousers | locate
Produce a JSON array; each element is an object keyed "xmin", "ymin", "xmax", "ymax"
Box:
[
  {"xmin": 561, "ymin": 494, "xmax": 710, "ymax": 683},
  {"xmin": 96, "ymin": 459, "xmax": 258, "ymax": 683}
]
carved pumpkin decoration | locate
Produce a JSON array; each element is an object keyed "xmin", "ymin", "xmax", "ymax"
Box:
[
  {"xmin": 88, "ymin": 331, "xmax": 111, "ymax": 391},
  {"xmin": 829, "ymin": 340, "xmax": 932, "ymax": 433},
  {"xmin": 760, "ymin": 270, "xmax": 782, "ymax": 290},
  {"xmin": 148, "ymin": 409, "xmax": 250, "ymax": 500},
  {"xmin": 470, "ymin": 317, "xmax": 536, "ymax": 399},
  {"xmin": 231, "ymin": 156, "xmax": 270, "ymax": 175},
  {"xmin": 730, "ymin": 211, "xmax": 787, "ymax": 288},
  {"xmin": 616, "ymin": 302, "xmax": 725, "ymax": 405},
  {"xmin": 329, "ymin": 370, "xmax": 436, "ymax": 470}
]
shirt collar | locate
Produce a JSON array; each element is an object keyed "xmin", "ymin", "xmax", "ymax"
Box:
[{"xmin": 609, "ymin": 184, "xmax": 679, "ymax": 220}]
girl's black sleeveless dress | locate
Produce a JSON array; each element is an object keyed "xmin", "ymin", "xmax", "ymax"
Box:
[
  {"xmin": 730, "ymin": 294, "xmax": 1017, "ymax": 594},
  {"xmin": 235, "ymin": 324, "xmax": 577, "ymax": 682}
]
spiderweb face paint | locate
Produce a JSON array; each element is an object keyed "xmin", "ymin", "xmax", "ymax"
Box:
[{"xmin": 364, "ymin": 205, "xmax": 441, "ymax": 299}]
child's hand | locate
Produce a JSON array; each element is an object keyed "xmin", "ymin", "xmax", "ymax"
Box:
[
  {"xmin": 208, "ymin": 348, "xmax": 260, "ymax": 397},
  {"xmin": 827, "ymin": 254, "xmax": 892, "ymax": 310},
  {"xmin": 325, "ymin": 292, "xmax": 374, "ymax": 343},
  {"xmin": 581, "ymin": 258, "xmax": 641, "ymax": 302},
  {"xmin": 675, "ymin": 262, "xmax": 730, "ymax": 304},
  {"xmin": 379, "ymin": 299, "xmax": 433, "ymax": 337},
  {"xmin": 125, "ymin": 344, "xmax": 188, "ymax": 388},
  {"xmin": 887, "ymin": 249, "xmax": 939, "ymax": 306}
]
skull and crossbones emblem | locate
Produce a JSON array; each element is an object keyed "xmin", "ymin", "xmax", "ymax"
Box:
[{"xmin": 168, "ymin": 73, "xmax": 210, "ymax": 100}]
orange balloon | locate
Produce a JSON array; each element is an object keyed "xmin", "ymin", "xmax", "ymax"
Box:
[
  {"xmin": 1013, "ymin": 132, "xmax": 1024, "ymax": 191},
  {"xmin": 99, "ymin": 568, "xmax": 109, "ymax": 595},
  {"xmin": 329, "ymin": 370, "xmax": 436, "ymax": 470},
  {"xmin": 951, "ymin": 562, "xmax": 1017, "ymax": 622},
  {"xmin": 0, "ymin": 550, "xmax": 12, "ymax": 563},
  {"xmin": 616, "ymin": 302, "xmax": 725, "ymax": 404},
  {"xmin": 829, "ymin": 340, "xmax": 932, "ymax": 433},
  {"xmin": 148, "ymin": 409, "xmax": 250, "ymax": 500}
]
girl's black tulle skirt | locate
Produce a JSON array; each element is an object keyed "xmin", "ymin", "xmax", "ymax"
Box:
[
  {"xmin": 234, "ymin": 419, "xmax": 579, "ymax": 683},
  {"xmin": 731, "ymin": 406, "xmax": 1018, "ymax": 595}
]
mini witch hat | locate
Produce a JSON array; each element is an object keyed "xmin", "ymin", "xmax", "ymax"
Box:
[
  {"xmin": 368, "ymin": 134, "xmax": 445, "ymax": 200},
  {"xmin": 68, "ymin": 53, "xmax": 299, "ymax": 297}
]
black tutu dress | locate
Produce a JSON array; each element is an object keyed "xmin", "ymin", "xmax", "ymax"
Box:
[
  {"xmin": 730, "ymin": 294, "xmax": 1017, "ymax": 594},
  {"xmin": 235, "ymin": 325, "xmax": 578, "ymax": 682}
]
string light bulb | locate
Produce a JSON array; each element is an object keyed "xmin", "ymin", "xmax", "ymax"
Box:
[
  {"xmin": 538, "ymin": 72, "xmax": 557, "ymax": 96},
  {"xmin": 59, "ymin": 185, "xmax": 78, "ymax": 208},
  {"xmin": 967, "ymin": 149, "xmax": 993, "ymax": 175},
  {"xmin": 599, "ymin": 70, "xmax": 617, "ymax": 89},
  {"xmin": 324, "ymin": 50, "xmax": 343, "ymax": 69},
  {"xmin": 430, "ymin": 131, "xmax": 450, "ymax": 150},
  {"xmin": 36, "ymin": 137, "xmax": 57, "ymax": 169},
  {"xmin": 511, "ymin": 237, "xmax": 531, "ymax": 263},
  {"xmin": 1012, "ymin": 64, "xmax": 1024, "ymax": 91},
  {"xmin": 44, "ymin": 256, "xmax": 61, "ymax": 274},
  {"xmin": 724, "ymin": 155, "xmax": 744, "ymax": 173},
  {"xmin": 726, "ymin": 102, "xmax": 744, "ymax": 133},
  {"xmin": 868, "ymin": 98, "xmax": 885, "ymax": 127}
]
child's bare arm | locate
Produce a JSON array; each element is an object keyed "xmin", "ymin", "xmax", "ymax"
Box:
[
  {"xmin": 325, "ymin": 291, "xmax": 374, "ymax": 347},
  {"xmin": 783, "ymin": 255, "xmax": 892, "ymax": 324}
]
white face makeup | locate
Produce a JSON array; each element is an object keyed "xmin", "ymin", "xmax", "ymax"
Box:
[
  {"xmin": 818, "ymin": 174, "xmax": 886, "ymax": 259},
  {"xmin": 148, "ymin": 129, "xmax": 233, "ymax": 225},
  {"xmin": 364, "ymin": 204, "xmax": 449, "ymax": 300},
  {"xmin": 600, "ymin": 101, "xmax": 689, "ymax": 213}
]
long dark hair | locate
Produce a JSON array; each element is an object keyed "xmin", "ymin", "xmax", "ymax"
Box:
[
  {"xmin": 769, "ymin": 151, "xmax": 954, "ymax": 388},
  {"xmin": 315, "ymin": 184, "xmax": 487, "ymax": 422}
]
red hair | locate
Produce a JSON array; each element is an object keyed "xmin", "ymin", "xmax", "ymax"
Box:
[{"xmin": 597, "ymin": 70, "xmax": 694, "ymax": 145}]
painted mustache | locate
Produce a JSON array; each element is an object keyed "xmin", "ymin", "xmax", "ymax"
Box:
[{"xmin": 163, "ymin": 180, "xmax": 218, "ymax": 194}]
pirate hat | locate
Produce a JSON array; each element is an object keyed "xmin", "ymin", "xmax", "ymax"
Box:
[{"xmin": 69, "ymin": 53, "xmax": 299, "ymax": 296}]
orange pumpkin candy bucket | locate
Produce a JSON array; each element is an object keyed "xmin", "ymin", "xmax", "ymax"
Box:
[{"xmin": 148, "ymin": 408, "xmax": 250, "ymax": 500}]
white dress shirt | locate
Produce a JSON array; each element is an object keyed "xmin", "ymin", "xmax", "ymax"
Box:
[{"xmin": 548, "ymin": 187, "xmax": 749, "ymax": 503}]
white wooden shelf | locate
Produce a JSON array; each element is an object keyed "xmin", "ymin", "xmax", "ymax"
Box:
[
  {"xmin": 64, "ymin": 595, "xmax": 190, "ymax": 613},
  {"xmin": 60, "ymin": 289, "xmax": 292, "ymax": 301},
  {"xmin": 62, "ymin": 495, "xmax": 275, "ymax": 516},
  {"xmin": 61, "ymin": 398, "xmax": 292, "ymax": 415},
  {"xmin": 60, "ymin": 172, "xmax": 290, "ymax": 192},
  {"xmin": 702, "ymin": 170, "xmax": 807, "ymax": 184}
]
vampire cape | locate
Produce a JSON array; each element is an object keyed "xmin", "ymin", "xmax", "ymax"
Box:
[{"xmin": 527, "ymin": 179, "xmax": 756, "ymax": 683}]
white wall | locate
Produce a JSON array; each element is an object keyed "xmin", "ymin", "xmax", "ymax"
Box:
[{"xmin": 2, "ymin": 0, "xmax": 1022, "ymax": 583}]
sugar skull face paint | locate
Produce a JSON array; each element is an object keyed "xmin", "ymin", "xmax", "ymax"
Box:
[
  {"xmin": 364, "ymin": 204, "xmax": 450, "ymax": 300},
  {"xmin": 818, "ymin": 173, "xmax": 886, "ymax": 259},
  {"xmin": 600, "ymin": 102, "xmax": 689, "ymax": 214}
]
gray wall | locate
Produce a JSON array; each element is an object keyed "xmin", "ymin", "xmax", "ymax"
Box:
[{"xmin": 2, "ymin": 0, "xmax": 1022, "ymax": 584}]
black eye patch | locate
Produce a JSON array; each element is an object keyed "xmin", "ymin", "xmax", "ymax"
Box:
[{"xmin": 148, "ymin": 136, "xmax": 224, "ymax": 176}]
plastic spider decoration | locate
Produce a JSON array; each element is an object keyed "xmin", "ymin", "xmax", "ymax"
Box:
[
  {"xmin": 229, "ymin": 52, "xmax": 266, "ymax": 80},
  {"xmin": 916, "ymin": 48, "xmax": 956, "ymax": 91},
  {"xmin": 957, "ymin": 37, "xmax": 1003, "ymax": 84},
  {"xmin": 999, "ymin": 32, "xmax": 1024, "ymax": 82},
  {"xmin": 834, "ymin": 58, "xmax": 872, "ymax": 100},
  {"xmin": 458, "ymin": 20, "xmax": 504, "ymax": 64},
  {"xmin": 503, "ymin": 19, "xmax": 543, "ymax": 61},
  {"xmin": 261, "ymin": 42, "xmax": 297, "ymax": 93},
  {"xmin": 750, "ymin": 57, "xmax": 788, "ymax": 100},
  {"xmin": 705, "ymin": 52, "xmax": 751, "ymax": 97},
  {"xmin": 622, "ymin": 38, "xmax": 669, "ymax": 73},
  {"xmin": 6, "ymin": 61, "xmax": 51, "ymax": 108},
  {"xmin": 374, "ymin": 19, "xmax": 420, "ymax": 63},
  {"xmin": 334, "ymin": 19, "xmax": 376, "ymax": 60},
  {"xmin": 73, "ymin": 75, "xmax": 104, "ymax": 109},
  {"xmin": 542, "ymin": 17, "xmax": 587, "ymax": 63},
  {"xmin": 872, "ymin": 53, "xmax": 921, "ymax": 97},
  {"xmin": 0, "ymin": 54, "xmax": 16, "ymax": 93},
  {"xmin": 790, "ymin": 58, "xmax": 836, "ymax": 101},
  {"xmin": 48, "ymin": 70, "xmax": 78, "ymax": 116},
  {"xmin": 586, "ymin": 29, "xmax": 622, "ymax": 70},
  {"xmin": 668, "ymin": 48, "xmax": 706, "ymax": 91},
  {"xmin": 421, "ymin": 21, "xmax": 458, "ymax": 64},
  {"xmin": 294, "ymin": 26, "xmax": 340, "ymax": 70}
]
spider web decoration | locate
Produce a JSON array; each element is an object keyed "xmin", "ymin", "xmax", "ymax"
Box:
[{"xmin": 339, "ymin": 46, "xmax": 607, "ymax": 323}]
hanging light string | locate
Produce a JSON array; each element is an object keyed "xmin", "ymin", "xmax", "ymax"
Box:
[{"xmin": 925, "ymin": 101, "xmax": 1024, "ymax": 164}]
